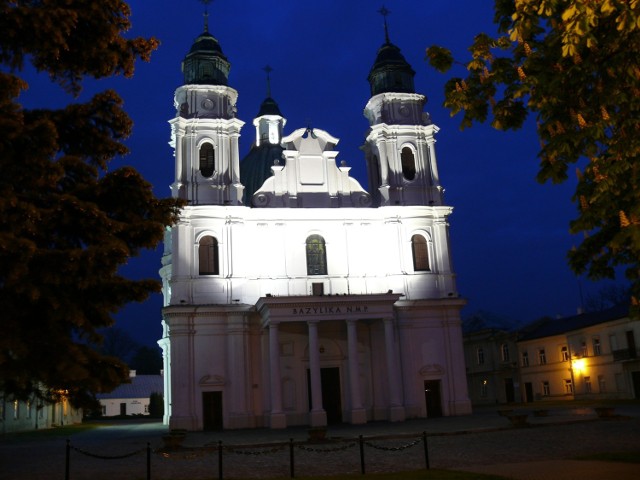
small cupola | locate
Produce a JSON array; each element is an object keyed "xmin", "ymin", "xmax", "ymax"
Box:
[
  {"xmin": 181, "ymin": 7, "xmax": 230, "ymax": 85},
  {"xmin": 367, "ymin": 6, "xmax": 415, "ymax": 96}
]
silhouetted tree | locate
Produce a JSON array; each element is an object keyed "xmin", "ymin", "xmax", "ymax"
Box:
[
  {"xmin": 99, "ymin": 328, "xmax": 141, "ymax": 365},
  {"xmin": 148, "ymin": 392, "xmax": 164, "ymax": 417},
  {"xmin": 130, "ymin": 346, "xmax": 163, "ymax": 375},
  {"xmin": 584, "ymin": 284, "xmax": 630, "ymax": 313},
  {"xmin": 427, "ymin": 1, "xmax": 640, "ymax": 316},
  {"xmin": 0, "ymin": 1, "xmax": 183, "ymax": 409}
]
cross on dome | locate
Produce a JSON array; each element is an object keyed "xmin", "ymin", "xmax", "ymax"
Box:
[
  {"xmin": 378, "ymin": 5, "xmax": 391, "ymax": 43},
  {"xmin": 263, "ymin": 65, "xmax": 273, "ymax": 97},
  {"xmin": 200, "ymin": 0, "xmax": 214, "ymax": 32}
]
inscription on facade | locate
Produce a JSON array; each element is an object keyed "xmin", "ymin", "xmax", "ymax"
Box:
[{"xmin": 292, "ymin": 305, "xmax": 369, "ymax": 315}]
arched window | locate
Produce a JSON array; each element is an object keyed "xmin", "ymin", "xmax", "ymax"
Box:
[
  {"xmin": 198, "ymin": 235, "xmax": 219, "ymax": 275},
  {"xmin": 306, "ymin": 235, "xmax": 327, "ymax": 275},
  {"xmin": 411, "ymin": 234, "xmax": 429, "ymax": 271},
  {"xmin": 401, "ymin": 146, "xmax": 416, "ymax": 181},
  {"xmin": 199, "ymin": 143, "xmax": 215, "ymax": 177}
]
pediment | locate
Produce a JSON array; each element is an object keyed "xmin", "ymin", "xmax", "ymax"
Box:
[{"xmin": 252, "ymin": 127, "xmax": 371, "ymax": 208}]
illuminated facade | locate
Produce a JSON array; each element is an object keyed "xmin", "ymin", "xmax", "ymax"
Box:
[
  {"xmin": 158, "ymin": 16, "xmax": 471, "ymax": 431},
  {"xmin": 0, "ymin": 394, "xmax": 81, "ymax": 433},
  {"xmin": 517, "ymin": 305, "xmax": 640, "ymax": 402}
]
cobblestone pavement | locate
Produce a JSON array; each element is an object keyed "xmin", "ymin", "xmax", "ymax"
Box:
[{"xmin": 1, "ymin": 405, "xmax": 639, "ymax": 479}]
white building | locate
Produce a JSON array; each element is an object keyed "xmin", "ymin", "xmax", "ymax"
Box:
[
  {"xmin": 96, "ymin": 371, "xmax": 164, "ymax": 417},
  {"xmin": 159, "ymin": 14, "xmax": 471, "ymax": 431},
  {"xmin": 0, "ymin": 394, "xmax": 82, "ymax": 433},
  {"xmin": 518, "ymin": 304, "xmax": 640, "ymax": 402}
]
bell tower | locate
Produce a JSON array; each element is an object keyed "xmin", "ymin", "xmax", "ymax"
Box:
[
  {"xmin": 169, "ymin": 4, "xmax": 244, "ymax": 205},
  {"xmin": 363, "ymin": 7, "xmax": 443, "ymax": 207}
]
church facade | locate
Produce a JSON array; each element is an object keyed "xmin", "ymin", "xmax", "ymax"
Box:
[{"xmin": 158, "ymin": 15, "xmax": 471, "ymax": 431}]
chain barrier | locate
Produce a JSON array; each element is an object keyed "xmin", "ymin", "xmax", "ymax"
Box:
[
  {"xmin": 297, "ymin": 442, "xmax": 356, "ymax": 453},
  {"xmin": 65, "ymin": 430, "xmax": 430, "ymax": 479},
  {"xmin": 70, "ymin": 445, "xmax": 146, "ymax": 460},
  {"xmin": 159, "ymin": 449, "xmax": 207, "ymax": 460},
  {"xmin": 65, "ymin": 440, "xmax": 151, "ymax": 480},
  {"xmin": 225, "ymin": 445, "xmax": 285, "ymax": 456},
  {"xmin": 364, "ymin": 436, "xmax": 422, "ymax": 451}
]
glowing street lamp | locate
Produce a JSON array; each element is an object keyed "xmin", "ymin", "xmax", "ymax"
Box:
[{"xmin": 572, "ymin": 357, "xmax": 586, "ymax": 373}]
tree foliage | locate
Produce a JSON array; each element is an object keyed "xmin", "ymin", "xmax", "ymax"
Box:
[
  {"xmin": 426, "ymin": 0, "xmax": 640, "ymax": 314},
  {"xmin": 0, "ymin": 1, "xmax": 183, "ymax": 409}
]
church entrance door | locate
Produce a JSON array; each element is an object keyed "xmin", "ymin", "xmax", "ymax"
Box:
[
  {"xmin": 424, "ymin": 380, "xmax": 442, "ymax": 418},
  {"xmin": 307, "ymin": 367, "xmax": 342, "ymax": 424},
  {"xmin": 202, "ymin": 392, "xmax": 223, "ymax": 430}
]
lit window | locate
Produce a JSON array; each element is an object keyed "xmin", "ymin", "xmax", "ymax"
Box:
[
  {"xmin": 477, "ymin": 348, "xmax": 485, "ymax": 365},
  {"xmin": 581, "ymin": 340, "xmax": 588, "ymax": 357},
  {"xmin": 593, "ymin": 337, "xmax": 601, "ymax": 356},
  {"xmin": 13, "ymin": 400, "xmax": 19, "ymax": 419},
  {"xmin": 615, "ymin": 373, "xmax": 625, "ymax": 392},
  {"xmin": 501, "ymin": 344, "xmax": 510, "ymax": 362},
  {"xmin": 561, "ymin": 345, "xmax": 569, "ymax": 362},
  {"xmin": 199, "ymin": 143, "xmax": 215, "ymax": 177},
  {"xmin": 564, "ymin": 379, "xmax": 574, "ymax": 394},
  {"xmin": 598, "ymin": 375, "xmax": 606, "ymax": 393},
  {"xmin": 411, "ymin": 235, "xmax": 429, "ymax": 271},
  {"xmin": 538, "ymin": 349, "xmax": 546, "ymax": 365},
  {"xmin": 521, "ymin": 351, "xmax": 529, "ymax": 367},
  {"xmin": 542, "ymin": 381, "xmax": 550, "ymax": 396},
  {"xmin": 401, "ymin": 147, "xmax": 416, "ymax": 180},
  {"xmin": 306, "ymin": 235, "xmax": 327, "ymax": 275},
  {"xmin": 198, "ymin": 236, "xmax": 219, "ymax": 275}
]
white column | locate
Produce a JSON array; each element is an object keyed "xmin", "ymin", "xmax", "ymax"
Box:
[
  {"xmin": 427, "ymin": 138, "xmax": 440, "ymax": 187},
  {"xmin": 168, "ymin": 314, "xmax": 197, "ymax": 430},
  {"xmin": 377, "ymin": 138, "xmax": 390, "ymax": 186},
  {"xmin": 268, "ymin": 322, "xmax": 286, "ymax": 428},
  {"xmin": 383, "ymin": 318, "xmax": 405, "ymax": 422},
  {"xmin": 308, "ymin": 320, "xmax": 327, "ymax": 427},
  {"xmin": 347, "ymin": 319, "xmax": 366, "ymax": 424},
  {"xmin": 226, "ymin": 315, "xmax": 249, "ymax": 428}
]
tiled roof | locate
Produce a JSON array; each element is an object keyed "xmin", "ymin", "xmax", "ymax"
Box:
[
  {"xmin": 96, "ymin": 375, "xmax": 163, "ymax": 400},
  {"xmin": 518, "ymin": 303, "xmax": 629, "ymax": 341}
]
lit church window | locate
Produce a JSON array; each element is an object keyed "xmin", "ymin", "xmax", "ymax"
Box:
[
  {"xmin": 411, "ymin": 234, "xmax": 429, "ymax": 271},
  {"xmin": 306, "ymin": 235, "xmax": 327, "ymax": 275},
  {"xmin": 199, "ymin": 143, "xmax": 215, "ymax": 177},
  {"xmin": 401, "ymin": 146, "xmax": 416, "ymax": 180},
  {"xmin": 199, "ymin": 236, "xmax": 219, "ymax": 275}
]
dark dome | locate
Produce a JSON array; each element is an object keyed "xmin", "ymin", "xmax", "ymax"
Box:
[
  {"xmin": 182, "ymin": 31, "xmax": 231, "ymax": 85},
  {"xmin": 240, "ymin": 144, "xmax": 284, "ymax": 206},
  {"xmin": 368, "ymin": 41, "xmax": 415, "ymax": 96},
  {"xmin": 257, "ymin": 97, "xmax": 283, "ymax": 117},
  {"xmin": 189, "ymin": 31, "xmax": 226, "ymax": 56}
]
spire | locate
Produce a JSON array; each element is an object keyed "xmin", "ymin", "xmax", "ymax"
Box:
[
  {"xmin": 378, "ymin": 5, "xmax": 390, "ymax": 44},
  {"xmin": 367, "ymin": 5, "xmax": 415, "ymax": 96},
  {"xmin": 201, "ymin": 0, "xmax": 213, "ymax": 32},
  {"xmin": 256, "ymin": 66, "xmax": 283, "ymax": 117},
  {"xmin": 263, "ymin": 65, "xmax": 273, "ymax": 98},
  {"xmin": 182, "ymin": 0, "xmax": 230, "ymax": 85}
]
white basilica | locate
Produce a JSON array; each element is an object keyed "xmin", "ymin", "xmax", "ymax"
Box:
[{"xmin": 158, "ymin": 13, "xmax": 472, "ymax": 431}]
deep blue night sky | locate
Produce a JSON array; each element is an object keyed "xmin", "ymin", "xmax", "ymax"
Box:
[{"xmin": 19, "ymin": 0, "xmax": 622, "ymax": 347}]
